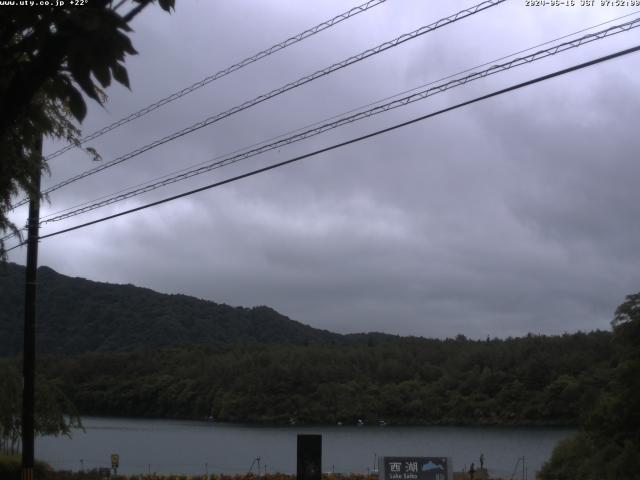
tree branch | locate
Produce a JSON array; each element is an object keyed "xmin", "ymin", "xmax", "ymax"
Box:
[{"xmin": 122, "ymin": 0, "xmax": 152, "ymax": 23}]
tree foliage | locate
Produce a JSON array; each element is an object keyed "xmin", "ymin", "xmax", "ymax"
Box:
[
  {"xmin": 0, "ymin": 361, "xmax": 81, "ymax": 454},
  {"xmin": 538, "ymin": 292, "xmax": 640, "ymax": 479},
  {"xmin": 28, "ymin": 330, "xmax": 614, "ymax": 427},
  {"xmin": 0, "ymin": 263, "xmax": 346, "ymax": 356},
  {"xmin": 0, "ymin": 0, "xmax": 175, "ymax": 257},
  {"xmin": 0, "ymin": 263, "xmax": 622, "ymax": 428}
]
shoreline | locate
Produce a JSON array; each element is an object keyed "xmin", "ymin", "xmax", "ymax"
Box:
[{"xmin": 70, "ymin": 414, "xmax": 579, "ymax": 430}]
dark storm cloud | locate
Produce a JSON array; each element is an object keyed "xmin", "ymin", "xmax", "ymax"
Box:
[{"xmin": 7, "ymin": 0, "xmax": 640, "ymax": 337}]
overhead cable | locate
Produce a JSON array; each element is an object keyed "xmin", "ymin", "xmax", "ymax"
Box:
[
  {"xmin": 35, "ymin": 10, "xmax": 640, "ymax": 226},
  {"xmin": 35, "ymin": 17, "xmax": 640, "ymax": 226},
  {"xmin": 6, "ymin": 43, "xmax": 638, "ymax": 252},
  {"xmin": 4, "ymin": 12, "xmax": 637, "ymax": 242},
  {"xmin": 11, "ymin": 0, "xmax": 505, "ymax": 209},
  {"xmin": 44, "ymin": 0, "xmax": 390, "ymax": 161}
]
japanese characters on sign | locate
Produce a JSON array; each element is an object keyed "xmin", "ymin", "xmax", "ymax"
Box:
[{"xmin": 380, "ymin": 457, "xmax": 450, "ymax": 480}]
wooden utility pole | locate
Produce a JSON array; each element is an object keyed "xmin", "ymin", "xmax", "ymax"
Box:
[{"xmin": 21, "ymin": 137, "xmax": 42, "ymax": 480}]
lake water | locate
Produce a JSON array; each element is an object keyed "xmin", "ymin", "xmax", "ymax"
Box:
[{"xmin": 36, "ymin": 417, "xmax": 573, "ymax": 478}]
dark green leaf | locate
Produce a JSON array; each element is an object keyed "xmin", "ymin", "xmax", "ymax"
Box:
[
  {"xmin": 111, "ymin": 62, "xmax": 130, "ymax": 89},
  {"xmin": 158, "ymin": 0, "xmax": 176, "ymax": 12},
  {"xmin": 85, "ymin": 147, "xmax": 102, "ymax": 162},
  {"xmin": 65, "ymin": 83, "xmax": 87, "ymax": 122},
  {"xmin": 92, "ymin": 64, "xmax": 111, "ymax": 89},
  {"xmin": 68, "ymin": 60, "xmax": 101, "ymax": 103}
]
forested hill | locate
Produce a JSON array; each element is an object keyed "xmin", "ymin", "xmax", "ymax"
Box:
[
  {"xmin": 32, "ymin": 331, "xmax": 614, "ymax": 426},
  {"xmin": 1, "ymin": 262, "xmax": 624, "ymax": 428},
  {"xmin": 0, "ymin": 262, "xmax": 363, "ymax": 356}
]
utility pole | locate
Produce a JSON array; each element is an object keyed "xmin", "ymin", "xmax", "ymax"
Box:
[{"xmin": 21, "ymin": 137, "xmax": 41, "ymax": 480}]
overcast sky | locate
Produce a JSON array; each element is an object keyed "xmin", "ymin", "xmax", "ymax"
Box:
[{"xmin": 7, "ymin": 0, "xmax": 640, "ymax": 338}]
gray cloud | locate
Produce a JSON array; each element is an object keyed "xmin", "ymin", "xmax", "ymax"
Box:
[{"xmin": 7, "ymin": 0, "xmax": 640, "ymax": 338}]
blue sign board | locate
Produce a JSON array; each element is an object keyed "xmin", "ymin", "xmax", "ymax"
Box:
[{"xmin": 379, "ymin": 457, "xmax": 451, "ymax": 480}]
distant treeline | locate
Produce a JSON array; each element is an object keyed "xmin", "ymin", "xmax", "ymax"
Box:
[{"xmin": 20, "ymin": 331, "xmax": 613, "ymax": 426}]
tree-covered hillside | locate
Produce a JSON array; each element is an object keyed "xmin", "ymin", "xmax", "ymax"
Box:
[
  {"xmin": 538, "ymin": 293, "xmax": 640, "ymax": 479},
  {"xmin": 0, "ymin": 263, "xmax": 355, "ymax": 356},
  {"xmin": 1, "ymin": 262, "xmax": 625, "ymax": 429},
  {"xmin": 25, "ymin": 331, "xmax": 613, "ymax": 426}
]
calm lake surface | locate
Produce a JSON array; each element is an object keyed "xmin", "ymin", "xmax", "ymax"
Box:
[{"xmin": 36, "ymin": 417, "xmax": 573, "ymax": 478}]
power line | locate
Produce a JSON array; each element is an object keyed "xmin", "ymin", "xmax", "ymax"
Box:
[
  {"xmin": 4, "ymin": 12, "xmax": 638, "ymax": 242},
  {"xmin": 33, "ymin": 17, "xmax": 640, "ymax": 226},
  {"xmin": 44, "ymin": 0, "xmax": 390, "ymax": 162},
  {"xmin": 6, "ymin": 43, "xmax": 638, "ymax": 252},
  {"xmin": 10, "ymin": 0, "xmax": 505, "ymax": 209},
  {"xmin": 33, "ymin": 10, "xmax": 640, "ymax": 226}
]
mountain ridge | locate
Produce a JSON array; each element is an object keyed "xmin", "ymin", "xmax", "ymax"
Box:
[{"xmin": 1, "ymin": 262, "xmax": 391, "ymax": 356}]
